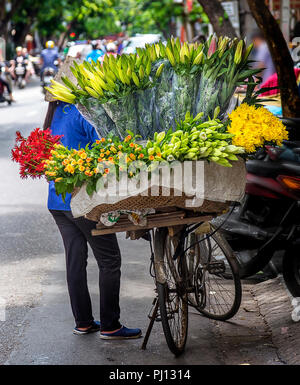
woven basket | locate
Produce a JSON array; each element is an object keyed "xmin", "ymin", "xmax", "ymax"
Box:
[
  {"xmin": 71, "ymin": 159, "xmax": 246, "ymax": 222},
  {"xmin": 82, "ymin": 187, "xmax": 229, "ymax": 222}
]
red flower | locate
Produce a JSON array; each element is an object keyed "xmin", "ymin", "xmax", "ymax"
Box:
[{"xmin": 11, "ymin": 128, "xmax": 62, "ymax": 179}]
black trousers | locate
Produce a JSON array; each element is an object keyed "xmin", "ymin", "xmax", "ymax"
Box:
[{"xmin": 50, "ymin": 210, "xmax": 122, "ymax": 331}]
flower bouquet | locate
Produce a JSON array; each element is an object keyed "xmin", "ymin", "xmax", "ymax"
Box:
[
  {"xmin": 11, "ymin": 128, "xmax": 62, "ymax": 178},
  {"xmin": 13, "ymin": 35, "xmax": 289, "ymax": 223},
  {"xmin": 45, "ymin": 36, "xmax": 261, "ymax": 140}
]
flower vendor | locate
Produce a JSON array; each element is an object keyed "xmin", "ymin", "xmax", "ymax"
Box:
[{"xmin": 43, "ymin": 98, "xmax": 141, "ymax": 340}]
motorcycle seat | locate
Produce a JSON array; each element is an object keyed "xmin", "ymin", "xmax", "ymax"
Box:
[{"xmin": 246, "ymin": 159, "xmax": 300, "ymax": 177}]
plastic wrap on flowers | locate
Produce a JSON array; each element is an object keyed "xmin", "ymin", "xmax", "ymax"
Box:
[
  {"xmin": 195, "ymin": 76, "xmax": 220, "ymax": 121},
  {"xmin": 77, "ymin": 98, "xmax": 116, "ymax": 137},
  {"xmin": 135, "ymin": 87, "xmax": 156, "ymax": 139},
  {"xmin": 103, "ymin": 94, "xmax": 138, "ymax": 139},
  {"xmin": 153, "ymin": 62, "xmax": 175, "ymax": 132},
  {"xmin": 172, "ymin": 73, "xmax": 199, "ymax": 123}
]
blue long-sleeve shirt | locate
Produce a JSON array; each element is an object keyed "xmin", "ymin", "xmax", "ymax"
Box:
[{"xmin": 48, "ymin": 102, "xmax": 99, "ymax": 211}]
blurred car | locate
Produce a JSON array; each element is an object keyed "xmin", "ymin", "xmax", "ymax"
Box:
[
  {"xmin": 122, "ymin": 34, "xmax": 162, "ymax": 54},
  {"xmin": 67, "ymin": 43, "xmax": 92, "ymax": 60}
]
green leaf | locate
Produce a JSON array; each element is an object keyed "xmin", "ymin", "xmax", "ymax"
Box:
[{"xmin": 86, "ymin": 181, "xmax": 96, "ymax": 197}]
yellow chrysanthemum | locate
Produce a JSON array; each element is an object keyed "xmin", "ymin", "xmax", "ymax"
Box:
[{"xmin": 227, "ymin": 103, "xmax": 288, "ymax": 153}]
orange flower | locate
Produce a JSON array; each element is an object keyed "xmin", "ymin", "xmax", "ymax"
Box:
[
  {"xmin": 94, "ymin": 168, "xmax": 99, "ymax": 174},
  {"xmin": 149, "ymin": 155, "xmax": 154, "ymax": 161},
  {"xmin": 105, "ymin": 150, "xmax": 110, "ymax": 156},
  {"xmin": 100, "ymin": 153, "xmax": 105, "ymax": 158},
  {"xmin": 77, "ymin": 159, "xmax": 84, "ymax": 165},
  {"xmin": 124, "ymin": 135, "xmax": 131, "ymax": 142},
  {"xmin": 108, "ymin": 156, "xmax": 114, "ymax": 163},
  {"xmin": 138, "ymin": 153, "xmax": 144, "ymax": 159},
  {"xmin": 79, "ymin": 166, "xmax": 85, "ymax": 172},
  {"xmin": 104, "ymin": 168, "xmax": 109, "ymax": 174},
  {"xmin": 65, "ymin": 164, "xmax": 75, "ymax": 174},
  {"xmin": 100, "ymin": 148, "xmax": 105, "ymax": 153},
  {"xmin": 80, "ymin": 152, "xmax": 87, "ymax": 160},
  {"xmin": 96, "ymin": 140, "xmax": 101, "ymax": 144},
  {"xmin": 118, "ymin": 145, "xmax": 123, "ymax": 150},
  {"xmin": 129, "ymin": 153, "xmax": 136, "ymax": 160},
  {"xmin": 97, "ymin": 157, "xmax": 103, "ymax": 162},
  {"xmin": 110, "ymin": 146, "xmax": 117, "ymax": 153},
  {"xmin": 86, "ymin": 157, "xmax": 92, "ymax": 163},
  {"xmin": 100, "ymin": 138, "xmax": 105, "ymax": 143},
  {"xmin": 129, "ymin": 143, "xmax": 135, "ymax": 148},
  {"xmin": 156, "ymin": 153, "xmax": 162, "ymax": 157}
]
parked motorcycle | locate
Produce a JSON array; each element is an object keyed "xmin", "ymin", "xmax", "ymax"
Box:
[{"xmin": 212, "ymin": 138, "xmax": 300, "ymax": 297}]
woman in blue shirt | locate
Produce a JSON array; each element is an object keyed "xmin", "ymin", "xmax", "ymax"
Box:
[{"xmin": 44, "ymin": 101, "xmax": 141, "ymax": 339}]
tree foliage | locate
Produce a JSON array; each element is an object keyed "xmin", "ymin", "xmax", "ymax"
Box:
[{"xmin": 4, "ymin": 0, "xmax": 208, "ymax": 45}]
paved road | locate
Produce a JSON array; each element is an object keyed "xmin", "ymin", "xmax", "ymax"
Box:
[{"xmin": 0, "ymin": 79, "xmax": 284, "ymax": 365}]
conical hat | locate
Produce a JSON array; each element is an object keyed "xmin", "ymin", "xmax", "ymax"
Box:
[{"xmin": 44, "ymin": 56, "xmax": 83, "ymax": 102}]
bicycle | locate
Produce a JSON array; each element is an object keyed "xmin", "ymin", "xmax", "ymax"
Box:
[{"xmin": 142, "ymin": 220, "xmax": 242, "ymax": 356}]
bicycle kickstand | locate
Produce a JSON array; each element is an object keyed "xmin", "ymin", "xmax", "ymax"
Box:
[{"xmin": 141, "ymin": 297, "xmax": 159, "ymax": 350}]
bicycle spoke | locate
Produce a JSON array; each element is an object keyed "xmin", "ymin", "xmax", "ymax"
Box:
[{"xmin": 184, "ymin": 228, "xmax": 241, "ymax": 319}]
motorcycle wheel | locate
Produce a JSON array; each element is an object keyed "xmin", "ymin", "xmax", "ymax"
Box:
[{"xmin": 282, "ymin": 247, "xmax": 300, "ymax": 297}]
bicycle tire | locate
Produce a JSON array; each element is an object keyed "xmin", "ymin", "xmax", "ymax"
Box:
[
  {"xmin": 188, "ymin": 228, "xmax": 242, "ymax": 321},
  {"xmin": 154, "ymin": 228, "xmax": 188, "ymax": 356}
]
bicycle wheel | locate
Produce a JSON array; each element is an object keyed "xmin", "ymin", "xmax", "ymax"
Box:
[
  {"xmin": 154, "ymin": 227, "xmax": 188, "ymax": 356},
  {"xmin": 186, "ymin": 226, "xmax": 242, "ymax": 321}
]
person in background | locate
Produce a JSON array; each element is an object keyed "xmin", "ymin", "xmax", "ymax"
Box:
[
  {"xmin": 1, "ymin": 61, "xmax": 14, "ymax": 101},
  {"xmin": 22, "ymin": 47, "xmax": 35, "ymax": 78},
  {"xmin": 252, "ymin": 30, "xmax": 276, "ymax": 84},
  {"xmin": 43, "ymin": 99, "xmax": 141, "ymax": 340},
  {"xmin": 40, "ymin": 41, "xmax": 60, "ymax": 80},
  {"xmin": 0, "ymin": 73, "xmax": 14, "ymax": 103},
  {"xmin": 117, "ymin": 38, "xmax": 124, "ymax": 54},
  {"xmin": 22, "ymin": 47, "xmax": 29, "ymax": 59},
  {"xmin": 12, "ymin": 46, "xmax": 31, "ymax": 83},
  {"xmin": 86, "ymin": 40, "xmax": 104, "ymax": 64}
]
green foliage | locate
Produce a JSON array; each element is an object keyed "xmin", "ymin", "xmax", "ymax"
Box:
[{"xmin": 10, "ymin": 0, "xmax": 209, "ymax": 42}]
